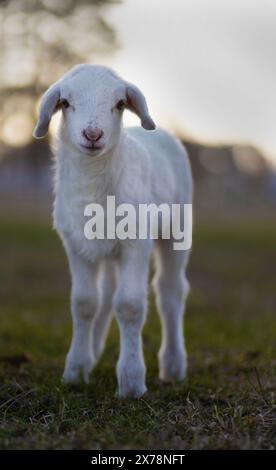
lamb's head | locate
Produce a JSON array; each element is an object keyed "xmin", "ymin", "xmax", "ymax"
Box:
[{"xmin": 33, "ymin": 64, "xmax": 155, "ymax": 156}]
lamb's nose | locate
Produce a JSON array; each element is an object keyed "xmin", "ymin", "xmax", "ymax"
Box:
[{"xmin": 83, "ymin": 127, "xmax": 104, "ymax": 142}]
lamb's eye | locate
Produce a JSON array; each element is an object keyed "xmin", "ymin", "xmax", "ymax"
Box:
[
  {"xmin": 61, "ymin": 99, "xmax": 70, "ymax": 109},
  {"xmin": 116, "ymin": 99, "xmax": 125, "ymax": 111}
]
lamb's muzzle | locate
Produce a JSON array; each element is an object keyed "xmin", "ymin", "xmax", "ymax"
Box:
[{"xmin": 83, "ymin": 127, "xmax": 103, "ymax": 142}]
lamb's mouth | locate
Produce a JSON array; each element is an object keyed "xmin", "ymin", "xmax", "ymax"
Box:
[{"xmin": 80, "ymin": 143, "xmax": 104, "ymax": 152}]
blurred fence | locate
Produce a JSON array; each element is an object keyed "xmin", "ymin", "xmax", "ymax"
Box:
[{"xmin": 1, "ymin": 139, "xmax": 275, "ymax": 221}]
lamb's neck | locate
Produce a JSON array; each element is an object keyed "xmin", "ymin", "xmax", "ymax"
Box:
[{"xmin": 56, "ymin": 141, "xmax": 123, "ymax": 204}]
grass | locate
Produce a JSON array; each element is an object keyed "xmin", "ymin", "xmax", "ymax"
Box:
[{"xmin": 0, "ymin": 218, "xmax": 275, "ymax": 449}]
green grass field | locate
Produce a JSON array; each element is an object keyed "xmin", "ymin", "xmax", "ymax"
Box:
[{"xmin": 0, "ymin": 219, "xmax": 275, "ymax": 449}]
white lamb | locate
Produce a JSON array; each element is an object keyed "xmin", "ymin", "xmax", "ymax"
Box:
[{"xmin": 33, "ymin": 64, "xmax": 193, "ymax": 398}]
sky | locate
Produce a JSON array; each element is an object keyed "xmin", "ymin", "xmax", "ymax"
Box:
[{"xmin": 103, "ymin": 0, "xmax": 276, "ymax": 166}]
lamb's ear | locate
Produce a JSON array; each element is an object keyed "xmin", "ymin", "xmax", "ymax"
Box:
[
  {"xmin": 33, "ymin": 84, "xmax": 60, "ymax": 138},
  {"xmin": 125, "ymin": 83, "xmax": 156, "ymax": 130}
]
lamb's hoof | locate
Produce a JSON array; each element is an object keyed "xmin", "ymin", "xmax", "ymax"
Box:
[
  {"xmin": 62, "ymin": 355, "xmax": 94, "ymax": 384},
  {"xmin": 117, "ymin": 365, "xmax": 147, "ymax": 398},
  {"xmin": 159, "ymin": 350, "xmax": 187, "ymax": 383},
  {"xmin": 117, "ymin": 383, "xmax": 147, "ymax": 399}
]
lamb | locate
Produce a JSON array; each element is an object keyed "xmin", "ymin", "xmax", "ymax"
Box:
[{"xmin": 33, "ymin": 64, "xmax": 193, "ymax": 398}]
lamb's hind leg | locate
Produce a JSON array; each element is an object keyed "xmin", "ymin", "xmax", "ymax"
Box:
[
  {"xmin": 153, "ymin": 240, "xmax": 190, "ymax": 382},
  {"xmin": 62, "ymin": 247, "xmax": 99, "ymax": 384},
  {"xmin": 92, "ymin": 259, "xmax": 116, "ymax": 363}
]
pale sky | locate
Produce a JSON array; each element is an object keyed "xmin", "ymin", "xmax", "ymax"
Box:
[{"xmin": 103, "ymin": 0, "xmax": 276, "ymax": 166}]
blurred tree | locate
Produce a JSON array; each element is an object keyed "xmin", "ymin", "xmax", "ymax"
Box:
[{"xmin": 0, "ymin": 0, "xmax": 119, "ymax": 147}]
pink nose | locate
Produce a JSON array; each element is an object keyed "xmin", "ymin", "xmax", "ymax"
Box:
[{"xmin": 83, "ymin": 127, "xmax": 104, "ymax": 143}]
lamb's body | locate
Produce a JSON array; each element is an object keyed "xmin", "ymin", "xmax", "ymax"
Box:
[
  {"xmin": 34, "ymin": 64, "xmax": 193, "ymax": 397},
  {"xmin": 54, "ymin": 127, "xmax": 192, "ymax": 263}
]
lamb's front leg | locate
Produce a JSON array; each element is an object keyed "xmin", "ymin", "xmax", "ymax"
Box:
[
  {"xmin": 114, "ymin": 243, "xmax": 151, "ymax": 398},
  {"xmin": 62, "ymin": 246, "xmax": 99, "ymax": 384},
  {"xmin": 92, "ymin": 259, "xmax": 116, "ymax": 362}
]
